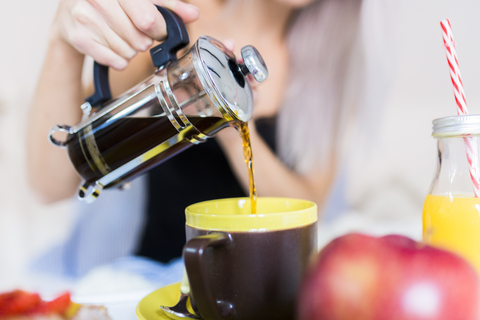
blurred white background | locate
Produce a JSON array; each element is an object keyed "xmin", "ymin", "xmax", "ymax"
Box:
[
  {"xmin": 1, "ymin": 0, "xmax": 480, "ymax": 297},
  {"xmin": 0, "ymin": 0, "xmax": 75, "ymax": 290}
]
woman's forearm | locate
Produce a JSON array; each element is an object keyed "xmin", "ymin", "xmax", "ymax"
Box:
[
  {"xmin": 27, "ymin": 29, "xmax": 84, "ymax": 203},
  {"xmin": 216, "ymin": 122, "xmax": 335, "ymax": 208}
]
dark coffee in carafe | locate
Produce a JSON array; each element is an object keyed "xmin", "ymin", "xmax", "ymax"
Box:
[{"xmin": 67, "ymin": 115, "xmax": 228, "ymax": 188}]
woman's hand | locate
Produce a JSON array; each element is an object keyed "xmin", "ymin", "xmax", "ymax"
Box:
[{"xmin": 51, "ymin": 0, "xmax": 200, "ymax": 70}]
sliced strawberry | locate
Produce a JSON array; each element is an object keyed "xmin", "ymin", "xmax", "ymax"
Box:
[
  {"xmin": 0, "ymin": 290, "xmax": 18, "ymax": 306},
  {"xmin": 0, "ymin": 290, "xmax": 41, "ymax": 316},
  {"xmin": 29, "ymin": 292, "xmax": 72, "ymax": 315}
]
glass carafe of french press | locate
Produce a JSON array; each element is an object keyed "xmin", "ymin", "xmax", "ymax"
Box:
[{"xmin": 49, "ymin": 6, "xmax": 268, "ymax": 203}]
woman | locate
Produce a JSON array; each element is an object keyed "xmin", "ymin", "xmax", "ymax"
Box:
[{"xmin": 27, "ymin": 0, "xmax": 395, "ymax": 275}]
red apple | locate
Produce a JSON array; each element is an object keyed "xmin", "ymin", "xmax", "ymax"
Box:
[{"xmin": 297, "ymin": 233, "xmax": 480, "ymax": 320}]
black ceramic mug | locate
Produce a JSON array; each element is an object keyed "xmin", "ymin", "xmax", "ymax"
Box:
[{"xmin": 183, "ymin": 197, "xmax": 318, "ymax": 320}]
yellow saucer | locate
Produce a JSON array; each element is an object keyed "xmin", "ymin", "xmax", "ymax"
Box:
[{"xmin": 136, "ymin": 283, "xmax": 197, "ymax": 320}]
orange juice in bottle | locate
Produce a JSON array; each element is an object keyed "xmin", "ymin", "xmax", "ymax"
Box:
[
  {"xmin": 423, "ymin": 115, "xmax": 480, "ymax": 273},
  {"xmin": 423, "ymin": 194, "xmax": 480, "ymax": 272}
]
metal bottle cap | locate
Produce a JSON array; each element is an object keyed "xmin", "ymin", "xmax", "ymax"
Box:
[{"xmin": 432, "ymin": 114, "xmax": 480, "ymax": 137}]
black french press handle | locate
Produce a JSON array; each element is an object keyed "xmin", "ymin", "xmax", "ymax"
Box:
[{"xmin": 85, "ymin": 6, "xmax": 190, "ymax": 107}]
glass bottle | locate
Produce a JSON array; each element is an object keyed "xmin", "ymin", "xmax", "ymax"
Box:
[{"xmin": 423, "ymin": 114, "xmax": 480, "ymax": 273}]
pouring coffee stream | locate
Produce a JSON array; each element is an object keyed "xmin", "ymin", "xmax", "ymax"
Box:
[
  {"xmin": 48, "ymin": 6, "xmax": 267, "ymax": 210},
  {"xmin": 239, "ymin": 122, "xmax": 257, "ymax": 214}
]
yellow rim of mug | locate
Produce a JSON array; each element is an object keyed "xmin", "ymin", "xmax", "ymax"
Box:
[{"xmin": 185, "ymin": 197, "xmax": 318, "ymax": 232}]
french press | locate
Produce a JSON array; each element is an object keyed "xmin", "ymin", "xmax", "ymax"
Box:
[{"xmin": 49, "ymin": 6, "xmax": 268, "ymax": 203}]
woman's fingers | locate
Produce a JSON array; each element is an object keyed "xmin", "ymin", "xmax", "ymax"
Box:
[
  {"xmin": 55, "ymin": 0, "xmax": 200, "ymax": 69},
  {"xmin": 94, "ymin": 0, "xmax": 154, "ymax": 52},
  {"xmin": 119, "ymin": 0, "xmax": 199, "ymax": 41},
  {"xmin": 68, "ymin": 0, "xmax": 134, "ymax": 68},
  {"xmin": 97, "ymin": 20, "xmax": 139, "ymax": 61},
  {"xmin": 119, "ymin": 0, "xmax": 166, "ymax": 41},
  {"xmin": 75, "ymin": 34, "xmax": 129, "ymax": 70},
  {"xmin": 155, "ymin": 0, "xmax": 200, "ymax": 24},
  {"xmin": 223, "ymin": 38, "xmax": 235, "ymax": 52}
]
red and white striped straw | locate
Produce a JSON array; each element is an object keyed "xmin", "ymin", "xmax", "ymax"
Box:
[
  {"xmin": 441, "ymin": 19, "xmax": 468, "ymax": 115},
  {"xmin": 441, "ymin": 19, "xmax": 480, "ymax": 197}
]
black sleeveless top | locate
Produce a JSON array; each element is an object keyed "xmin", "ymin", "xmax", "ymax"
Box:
[{"xmin": 136, "ymin": 117, "xmax": 277, "ymax": 263}]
